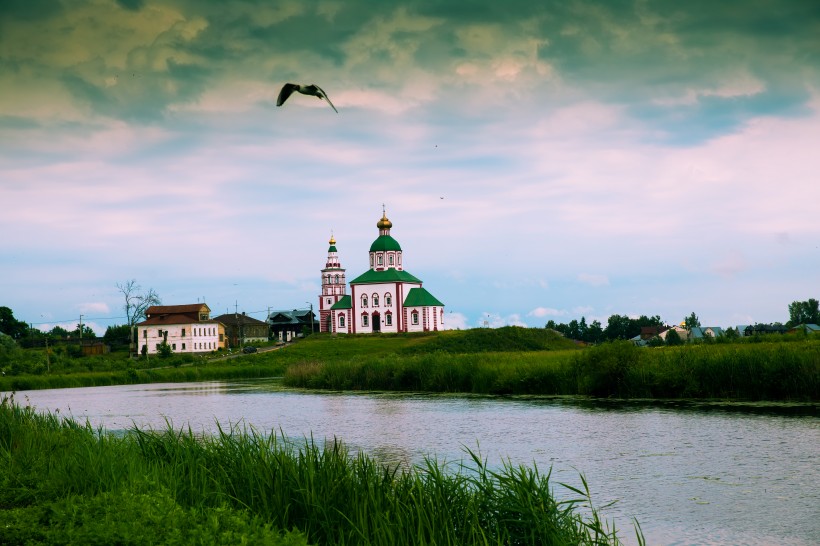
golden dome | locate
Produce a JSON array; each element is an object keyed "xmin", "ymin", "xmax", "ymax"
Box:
[
  {"xmin": 329, "ymin": 234, "xmax": 336, "ymax": 245},
  {"xmin": 377, "ymin": 212, "xmax": 392, "ymax": 230}
]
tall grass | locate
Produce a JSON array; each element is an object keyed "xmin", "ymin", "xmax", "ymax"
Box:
[{"xmin": 0, "ymin": 395, "xmax": 640, "ymax": 546}]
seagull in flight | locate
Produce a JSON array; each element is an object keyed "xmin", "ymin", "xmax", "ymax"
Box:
[{"xmin": 276, "ymin": 83, "xmax": 338, "ymax": 113}]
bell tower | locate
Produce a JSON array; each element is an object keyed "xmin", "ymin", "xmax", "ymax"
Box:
[{"xmin": 319, "ymin": 234, "xmax": 346, "ymax": 332}]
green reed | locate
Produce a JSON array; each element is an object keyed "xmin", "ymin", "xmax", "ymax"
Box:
[{"xmin": 0, "ymin": 395, "xmax": 640, "ymax": 545}]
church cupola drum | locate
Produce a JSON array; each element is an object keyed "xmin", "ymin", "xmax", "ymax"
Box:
[
  {"xmin": 318, "ymin": 234, "xmax": 346, "ymax": 332},
  {"xmin": 323, "ymin": 209, "xmax": 445, "ymax": 334}
]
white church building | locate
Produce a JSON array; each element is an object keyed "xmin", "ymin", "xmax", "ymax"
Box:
[{"xmin": 318, "ymin": 210, "xmax": 444, "ymax": 334}]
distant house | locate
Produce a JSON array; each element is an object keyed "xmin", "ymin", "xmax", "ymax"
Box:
[
  {"xmin": 212, "ymin": 312, "xmax": 269, "ymax": 348},
  {"xmin": 744, "ymin": 324, "xmax": 787, "ymax": 336},
  {"xmin": 136, "ymin": 304, "xmax": 225, "ymax": 355},
  {"xmin": 267, "ymin": 309, "xmax": 318, "ymax": 343},
  {"xmin": 787, "ymin": 323, "xmax": 820, "ymax": 335},
  {"xmin": 689, "ymin": 326, "xmax": 725, "ymax": 340}
]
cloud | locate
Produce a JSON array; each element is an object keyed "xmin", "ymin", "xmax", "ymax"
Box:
[
  {"xmin": 577, "ymin": 273, "xmax": 610, "ymax": 287},
  {"xmin": 442, "ymin": 311, "xmax": 468, "ymax": 330},
  {"xmin": 78, "ymin": 302, "xmax": 111, "ymax": 314},
  {"xmin": 528, "ymin": 307, "xmax": 565, "ymax": 318}
]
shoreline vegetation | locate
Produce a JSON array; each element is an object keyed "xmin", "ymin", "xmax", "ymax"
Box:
[
  {"xmin": 0, "ymin": 395, "xmax": 642, "ymax": 545},
  {"xmin": 1, "ymin": 327, "xmax": 818, "ymax": 402}
]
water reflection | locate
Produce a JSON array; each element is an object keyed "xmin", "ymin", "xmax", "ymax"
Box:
[{"xmin": 11, "ymin": 380, "xmax": 820, "ymax": 546}]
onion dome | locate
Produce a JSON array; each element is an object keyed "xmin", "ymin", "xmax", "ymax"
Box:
[{"xmin": 376, "ymin": 212, "xmax": 392, "ymax": 230}]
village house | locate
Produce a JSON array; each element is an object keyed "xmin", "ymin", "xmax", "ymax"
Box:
[
  {"xmin": 212, "ymin": 312, "xmax": 269, "ymax": 348},
  {"xmin": 135, "ymin": 304, "xmax": 225, "ymax": 355}
]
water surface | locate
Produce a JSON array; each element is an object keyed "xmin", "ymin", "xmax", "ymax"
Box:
[{"xmin": 14, "ymin": 380, "xmax": 819, "ymax": 546}]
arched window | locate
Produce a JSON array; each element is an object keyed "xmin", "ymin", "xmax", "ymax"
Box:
[
  {"xmin": 334, "ymin": 274, "xmax": 339, "ymax": 284},
  {"xmin": 339, "ymin": 315, "xmax": 345, "ymax": 328},
  {"xmin": 373, "ymin": 294, "xmax": 379, "ymax": 307},
  {"xmin": 377, "ymin": 254, "xmax": 383, "ymax": 266},
  {"xmin": 388, "ymin": 254, "xmax": 394, "ymax": 266},
  {"xmin": 361, "ymin": 295, "xmax": 368, "ymax": 308},
  {"xmin": 385, "ymin": 293, "xmax": 392, "ymax": 306},
  {"xmin": 411, "ymin": 311, "xmax": 419, "ymax": 325}
]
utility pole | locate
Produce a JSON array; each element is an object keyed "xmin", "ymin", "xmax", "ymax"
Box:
[{"xmin": 79, "ymin": 314, "xmax": 84, "ymax": 341}]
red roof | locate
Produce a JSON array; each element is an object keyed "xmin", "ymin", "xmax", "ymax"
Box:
[
  {"xmin": 145, "ymin": 304, "xmax": 210, "ymax": 316},
  {"xmin": 138, "ymin": 314, "xmax": 211, "ymax": 326}
]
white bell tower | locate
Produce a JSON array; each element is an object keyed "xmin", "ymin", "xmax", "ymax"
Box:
[{"xmin": 319, "ymin": 234, "xmax": 346, "ymax": 332}]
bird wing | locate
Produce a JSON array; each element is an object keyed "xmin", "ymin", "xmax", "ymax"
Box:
[
  {"xmin": 313, "ymin": 85, "xmax": 339, "ymax": 113},
  {"xmin": 276, "ymin": 83, "xmax": 298, "ymax": 107}
]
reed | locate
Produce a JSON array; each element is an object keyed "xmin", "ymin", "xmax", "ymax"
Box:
[{"xmin": 0, "ymin": 395, "xmax": 641, "ymax": 545}]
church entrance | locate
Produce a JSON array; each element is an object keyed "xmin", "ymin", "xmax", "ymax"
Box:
[
  {"xmin": 325, "ymin": 316, "xmax": 332, "ymax": 333},
  {"xmin": 372, "ymin": 312, "xmax": 381, "ymax": 333}
]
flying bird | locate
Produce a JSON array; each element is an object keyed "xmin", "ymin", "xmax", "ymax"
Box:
[{"xmin": 276, "ymin": 83, "xmax": 338, "ymax": 113}]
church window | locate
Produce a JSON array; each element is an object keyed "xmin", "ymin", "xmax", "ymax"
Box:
[
  {"xmin": 361, "ymin": 295, "xmax": 368, "ymax": 307},
  {"xmin": 334, "ymin": 274, "xmax": 339, "ymax": 284},
  {"xmin": 362, "ymin": 314, "xmax": 369, "ymax": 327},
  {"xmin": 385, "ymin": 293, "xmax": 392, "ymax": 306},
  {"xmin": 327, "ymin": 298, "xmax": 332, "ymax": 305},
  {"xmin": 339, "ymin": 315, "xmax": 345, "ymax": 328},
  {"xmin": 411, "ymin": 311, "xmax": 419, "ymax": 325},
  {"xmin": 373, "ymin": 294, "xmax": 379, "ymax": 307},
  {"xmin": 377, "ymin": 254, "xmax": 383, "ymax": 266},
  {"xmin": 386, "ymin": 313, "xmax": 392, "ymax": 326},
  {"xmin": 370, "ymin": 255, "xmax": 374, "ymax": 267},
  {"xmin": 389, "ymin": 254, "xmax": 394, "ymax": 266}
]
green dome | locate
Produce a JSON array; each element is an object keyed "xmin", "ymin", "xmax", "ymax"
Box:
[{"xmin": 369, "ymin": 235, "xmax": 402, "ymax": 252}]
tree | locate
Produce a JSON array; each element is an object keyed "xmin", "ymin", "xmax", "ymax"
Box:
[
  {"xmin": 788, "ymin": 298, "xmax": 819, "ymax": 326},
  {"xmin": 0, "ymin": 307, "xmax": 29, "ymax": 340},
  {"xmin": 104, "ymin": 325, "xmax": 132, "ymax": 349},
  {"xmin": 665, "ymin": 328, "xmax": 683, "ymax": 346},
  {"xmin": 117, "ymin": 279, "xmax": 161, "ymax": 326},
  {"xmin": 684, "ymin": 312, "xmax": 701, "ymax": 329},
  {"xmin": 585, "ymin": 319, "xmax": 605, "ymax": 344}
]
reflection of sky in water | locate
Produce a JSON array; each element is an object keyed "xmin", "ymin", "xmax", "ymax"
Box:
[{"xmin": 13, "ymin": 381, "xmax": 820, "ymax": 546}]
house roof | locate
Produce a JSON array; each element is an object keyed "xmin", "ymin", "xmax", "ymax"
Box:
[
  {"xmin": 403, "ymin": 287, "xmax": 444, "ymax": 307},
  {"xmin": 349, "ymin": 268, "xmax": 422, "ymax": 285},
  {"xmin": 145, "ymin": 304, "xmax": 210, "ymax": 316},
  {"xmin": 330, "ymin": 295, "xmax": 352, "ymax": 310},
  {"xmin": 267, "ymin": 310, "xmax": 315, "ymax": 325},
  {"xmin": 212, "ymin": 313, "xmax": 268, "ymax": 327},
  {"xmin": 138, "ymin": 313, "xmax": 215, "ymax": 326}
]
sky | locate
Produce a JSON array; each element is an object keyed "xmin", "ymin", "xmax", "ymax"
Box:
[{"xmin": 1, "ymin": 0, "xmax": 819, "ymax": 336}]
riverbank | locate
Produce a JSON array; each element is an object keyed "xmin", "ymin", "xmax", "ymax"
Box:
[
  {"xmin": 0, "ymin": 394, "xmax": 641, "ymax": 546},
  {"xmin": 2, "ymin": 328, "xmax": 818, "ymax": 401}
]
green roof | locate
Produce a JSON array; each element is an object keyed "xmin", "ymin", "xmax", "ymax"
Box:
[
  {"xmin": 349, "ymin": 269, "xmax": 422, "ymax": 285},
  {"xmin": 330, "ymin": 295, "xmax": 352, "ymax": 310},
  {"xmin": 328, "ymin": 245, "xmax": 337, "ymax": 252},
  {"xmin": 369, "ymin": 235, "xmax": 402, "ymax": 252},
  {"xmin": 403, "ymin": 287, "xmax": 444, "ymax": 307}
]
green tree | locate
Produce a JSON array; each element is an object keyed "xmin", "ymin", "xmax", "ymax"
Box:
[
  {"xmin": 665, "ymin": 328, "xmax": 684, "ymax": 346},
  {"xmin": 0, "ymin": 307, "xmax": 29, "ymax": 340},
  {"xmin": 684, "ymin": 312, "xmax": 701, "ymax": 329},
  {"xmin": 49, "ymin": 325, "xmax": 71, "ymax": 339},
  {"xmin": 585, "ymin": 320, "xmax": 605, "ymax": 344},
  {"xmin": 104, "ymin": 325, "xmax": 132, "ymax": 349},
  {"xmin": 788, "ymin": 298, "xmax": 819, "ymax": 326}
]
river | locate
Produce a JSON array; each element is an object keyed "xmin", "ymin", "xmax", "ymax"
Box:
[{"xmin": 13, "ymin": 380, "xmax": 819, "ymax": 546}]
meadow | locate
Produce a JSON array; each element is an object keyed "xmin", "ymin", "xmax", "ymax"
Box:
[
  {"xmin": 0, "ymin": 394, "xmax": 641, "ymax": 546},
  {"xmin": 1, "ymin": 327, "xmax": 818, "ymax": 401}
]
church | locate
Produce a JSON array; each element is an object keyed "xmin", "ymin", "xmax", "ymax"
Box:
[{"xmin": 318, "ymin": 210, "xmax": 445, "ymax": 334}]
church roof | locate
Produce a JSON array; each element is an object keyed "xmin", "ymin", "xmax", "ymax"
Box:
[
  {"xmin": 403, "ymin": 287, "xmax": 444, "ymax": 307},
  {"xmin": 369, "ymin": 234, "xmax": 401, "ymax": 252},
  {"xmin": 330, "ymin": 295, "xmax": 352, "ymax": 310},
  {"xmin": 349, "ymin": 269, "xmax": 422, "ymax": 285}
]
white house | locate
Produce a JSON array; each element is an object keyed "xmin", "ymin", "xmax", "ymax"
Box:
[
  {"xmin": 322, "ymin": 210, "xmax": 445, "ymax": 334},
  {"xmin": 136, "ymin": 303, "xmax": 225, "ymax": 355}
]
